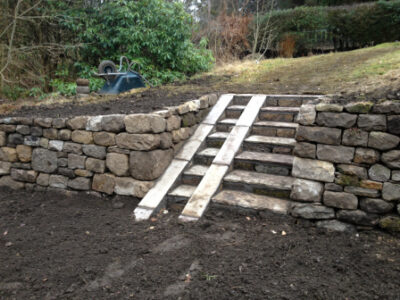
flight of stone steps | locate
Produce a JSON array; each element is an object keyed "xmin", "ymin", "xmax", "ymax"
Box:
[{"xmin": 134, "ymin": 94, "xmax": 321, "ymax": 221}]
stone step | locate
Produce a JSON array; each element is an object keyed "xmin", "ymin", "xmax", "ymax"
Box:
[
  {"xmin": 182, "ymin": 164, "xmax": 208, "ymax": 185},
  {"xmin": 252, "ymin": 121, "xmax": 298, "ymax": 137},
  {"xmin": 243, "ymin": 135, "xmax": 296, "ymax": 154},
  {"xmin": 225, "ymin": 105, "xmax": 246, "ymax": 118},
  {"xmin": 167, "ymin": 184, "xmax": 196, "ymax": 202},
  {"xmin": 266, "ymin": 95, "xmax": 320, "ymax": 107},
  {"xmin": 223, "ymin": 170, "xmax": 295, "ymax": 199},
  {"xmin": 259, "ymin": 107, "xmax": 300, "ymax": 122},
  {"xmin": 193, "ymin": 147, "xmax": 219, "ymax": 165},
  {"xmin": 206, "ymin": 131, "xmax": 229, "ymax": 147},
  {"xmin": 216, "ymin": 118, "xmax": 237, "ymax": 132},
  {"xmin": 232, "ymin": 95, "xmax": 252, "ymax": 105},
  {"xmin": 234, "ymin": 151, "xmax": 294, "ymax": 176},
  {"xmin": 212, "ymin": 189, "xmax": 290, "ymax": 214}
]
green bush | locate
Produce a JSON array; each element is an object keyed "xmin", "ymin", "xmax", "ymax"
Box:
[{"xmin": 257, "ymin": 1, "xmax": 400, "ymax": 55}]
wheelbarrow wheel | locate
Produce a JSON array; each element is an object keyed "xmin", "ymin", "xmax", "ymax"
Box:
[{"xmin": 98, "ymin": 60, "xmax": 117, "ymax": 81}]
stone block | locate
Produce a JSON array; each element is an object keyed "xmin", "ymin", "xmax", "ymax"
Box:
[
  {"xmin": 0, "ymin": 161, "xmax": 11, "ymax": 175},
  {"xmin": 0, "ymin": 131, "xmax": 5, "ymax": 146},
  {"xmin": 30, "ymin": 127, "xmax": 43, "ymax": 137},
  {"xmin": 296, "ymin": 126, "xmax": 341, "ymax": 145},
  {"xmin": 359, "ymin": 180, "xmax": 382, "ymax": 190},
  {"xmin": 52, "ymin": 118, "xmax": 67, "ymax": 129},
  {"xmin": 0, "ymin": 176, "xmax": 24, "ymax": 190},
  {"xmin": 85, "ymin": 157, "xmax": 106, "ymax": 173},
  {"xmin": 39, "ymin": 138, "xmax": 48, "ymax": 148},
  {"xmin": 66, "ymin": 116, "xmax": 88, "ymax": 130},
  {"xmin": 166, "ymin": 115, "xmax": 181, "ymax": 131},
  {"xmin": 24, "ymin": 136, "xmax": 40, "ymax": 147},
  {"xmin": 335, "ymin": 173, "xmax": 360, "ymax": 187},
  {"xmin": 114, "ymin": 177, "xmax": 154, "ymax": 198},
  {"xmin": 0, "ymin": 147, "xmax": 18, "ymax": 162},
  {"xmin": 372, "ymin": 101, "xmax": 400, "ymax": 114},
  {"xmin": 344, "ymin": 101, "xmax": 373, "ymax": 113},
  {"xmin": 315, "ymin": 103, "xmax": 343, "ymax": 112},
  {"xmin": 292, "ymin": 157, "xmax": 335, "ymax": 183},
  {"xmin": 58, "ymin": 167, "xmax": 75, "ymax": 179},
  {"xmin": 74, "ymin": 169, "xmax": 93, "ymax": 177},
  {"xmin": 160, "ymin": 132, "xmax": 173, "ymax": 149},
  {"xmin": 130, "ymin": 149, "xmax": 174, "ymax": 180},
  {"xmin": 392, "ymin": 171, "xmax": 400, "ymax": 181},
  {"xmin": 48, "ymin": 140, "xmax": 64, "ymax": 152},
  {"xmin": 82, "ymin": 144, "xmax": 106, "ymax": 159},
  {"xmin": 8, "ymin": 133, "xmax": 24, "ymax": 145},
  {"xmin": 337, "ymin": 210, "xmax": 379, "ymax": 226},
  {"xmin": 43, "ymin": 128, "xmax": 58, "ymax": 139},
  {"xmin": 93, "ymin": 132, "xmax": 116, "ymax": 146},
  {"xmin": 34, "ymin": 118, "xmax": 52, "ymax": 128},
  {"xmin": 0, "ymin": 125, "xmax": 16, "ymax": 133},
  {"xmin": 325, "ymin": 183, "xmax": 343, "ymax": 192},
  {"xmin": 381, "ymin": 150, "xmax": 400, "ymax": 169},
  {"xmin": 387, "ymin": 115, "xmax": 400, "ymax": 135},
  {"xmin": 101, "ymin": 114, "xmax": 125, "ymax": 132},
  {"xmin": 342, "ymin": 129, "xmax": 368, "ymax": 147},
  {"xmin": 323, "ymin": 191, "xmax": 358, "ymax": 209},
  {"xmin": 11, "ymin": 169, "xmax": 37, "ymax": 183},
  {"xmin": 68, "ymin": 177, "xmax": 91, "ymax": 190},
  {"xmin": 316, "ymin": 112, "xmax": 357, "ymax": 128},
  {"xmin": 106, "ymin": 153, "xmax": 129, "ymax": 176},
  {"xmin": 107, "ymin": 146, "xmax": 130, "ymax": 155},
  {"xmin": 316, "ymin": 145, "xmax": 354, "ymax": 163},
  {"xmin": 86, "ymin": 116, "xmax": 103, "ymax": 131},
  {"xmin": 354, "ymin": 148, "xmax": 379, "ymax": 165},
  {"xmin": 68, "ymin": 154, "xmax": 86, "ymax": 169},
  {"xmin": 290, "ymin": 179, "xmax": 323, "ymax": 202},
  {"xmin": 116, "ymin": 133, "xmax": 160, "ymax": 151},
  {"xmin": 382, "ymin": 182, "xmax": 400, "ymax": 201},
  {"xmin": 344, "ymin": 186, "xmax": 380, "ymax": 198},
  {"xmin": 360, "ymin": 198, "xmax": 394, "ymax": 214},
  {"xmin": 357, "ymin": 114, "xmax": 386, "ymax": 131},
  {"xmin": 368, "ymin": 132, "xmax": 400, "ymax": 151},
  {"xmin": 16, "ymin": 145, "xmax": 32, "ymax": 162},
  {"xmin": 58, "ymin": 129, "xmax": 71, "ymax": 141},
  {"xmin": 36, "ymin": 173, "xmax": 50, "ymax": 186},
  {"xmin": 124, "ymin": 114, "xmax": 166, "ymax": 133},
  {"xmin": 316, "ymin": 220, "xmax": 356, "ymax": 233},
  {"xmin": 63, "ymin": 142, "xmax": 82, "ymax": 154},
  {"xmin": 290, "ymin": 203, "xmax": 335, "ymax": 219},
  {"xmin": 181, "ymin": 113, "xmax": 197, "ymax": 127},
  {"xmin": 297, "ymin": 104, "xmax": 316, "ymax": 125},
  {"xmin": 49, "ymin": 175, "xmax": 68, "ymax": 189},
  {"xmin": 92, "ymin": 173, "xmax": 115, "ymax": 195},
  {"xmin": 71, "ymin": 130, "xmax": 93, "ymax": 144},
  {"xmin": 337, "ymin": 164, "xmax": 367, "ymax": 179},
  {"xmin": 16, "ymin": 125, "xmax": 30, "ymax": 135},
  {"xmin": 379, "ymin": 216, "xmax": 400, "ymax": 232},
  {"xmin": 368, "ymin": 164, "xmax": 391, "ymax": 182}
]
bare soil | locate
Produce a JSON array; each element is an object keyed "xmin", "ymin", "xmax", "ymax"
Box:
[{"xmin": 1, "ymin": 187, "xmax": 399, "ymax": 299}]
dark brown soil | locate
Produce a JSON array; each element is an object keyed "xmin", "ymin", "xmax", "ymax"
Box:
[{"xmin": 1, "ymin": 187, "xmax": 399, "ymax": 300}]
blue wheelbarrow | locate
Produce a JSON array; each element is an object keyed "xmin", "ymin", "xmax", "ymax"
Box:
[{"xmin": 94, "ymin": 56, "xmax": 151, "ymax": 94}]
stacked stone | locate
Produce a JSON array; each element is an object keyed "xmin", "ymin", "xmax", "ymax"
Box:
[
  {"xmin": 76, "ymin": 78, "xmax": 90, "ymax": 97},
  {"xmin": 290, "ymin": 100, "xmax": 400, "ymax": 232},
  {"xmin": 0, "ymin": 94, "xmax": 217, "ymax": 198}
]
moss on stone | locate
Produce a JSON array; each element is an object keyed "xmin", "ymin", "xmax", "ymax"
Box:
[
  {"xmin": 335, "ymin": 174, "xmax": 360, "ymax": 187},
  {"xmin": 345, "ymin": 101, "xmax": 374, "ymax": 114},
  {"xmin": 379, "ymin": 216, "xmax": 400, "ymax": 232}
]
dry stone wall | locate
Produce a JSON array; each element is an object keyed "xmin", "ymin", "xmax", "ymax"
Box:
[
  {"xmin": 0, "ymin": 94, "xmax": 217, "ymax": 198},
  {"xmin": 291, "ymin": 100, "xmax": 400, "ymax": 232}
]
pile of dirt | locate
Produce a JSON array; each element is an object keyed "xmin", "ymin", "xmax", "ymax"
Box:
[{"xmin": 0, "ymin": 187, "xmax": 399, "ymax": 299}]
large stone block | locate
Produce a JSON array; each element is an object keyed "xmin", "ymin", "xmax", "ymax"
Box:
[
  {"xmin": 34, "ymin": 118, "xmax": 52, "ymax": 128},
  {"xmin": 11, "ymin": 169, "xmax": 37, "ymax": 183},
  {"xmin": 382, "ymin": 182, "xmax": 400, "ymax": 201},
  {"xmin": 0, "ymin": 124, "xmax": 16, "ymax": 133},
  {"xmin": 8, "ymin": 133, "xmax": 24, "ymax": 145},
  {"xmin": 316, "ymin": 112, "xmax": 357, "ymax": 128},
  {"xmin": 297, "ymin": 104, "xmax": 316, "ymax": 125},
  {"xmin": 393, "ymin": 171, "xmax": 400, "ymax": 181},
  {"xmin": 71, "ymin": 130, "xmax": 93, "ymax": 144},
  {"xmin": 344, "ymin": 186, "xmax": 380, "ymax": 198},
  {"xmin": 387, "ymin": 115, "xmax": 400, "ymax": 135},
  {"xmin": 101, "ymin": 114, "xmax": 125, "ymax": 132},
  {"xmin": 86, "ymin": 116, "xmax": 103, "ymax": 131},
  {"xmin": 58, "ymin": 167, "xmax": 75, "ymax": 179},
  {"xmin": 315, "ymin": 103, "xmax": 343, "ymax": 112},
  {"xmin": 160, "ymin": 132, "xmax": 173, "ymax": 149},
  {"xmin": 323, "ymin": 191, "xmax": 358, "ymax": 209},
  {"xmin": 337, "ymin": 164, "xmax": 367, "ymax": 179},
  {"xmin": 316, "ymin": 145, "xmax": 354, "ymax": 164},
  {"xmin": 116, "ymin": 133, "xmax": 160, "ymax": 151},
  {"xmin": 16, "ymin": 125, "xmax": 30, "ymax": 135},
  {"xmin": 316, "ymin": 220, "xmax": 356, "ymax": 233},
  {"xmin": 92, "ymin": 173, "xmax": 115, "ymax": 195},
  {"xmin": 290, "ymin": 203, "xmax": 335, "ymax": 219},
  {"xmin": 372, "ymin": 101, "xmax": 400, "ymax": 114},
  {"xmin": 0, "ymin": 176, "xmax": 24, "ymax": 189},
  {"xmin": 296, "ymin": 126, "xmax": 341, "ymax": 145},
  {"xmin": 0, "ymin": 147, "xmax": 18, "ymax": 162},
  {"xmin": 66, "ymin": 116, "xmax": 89, "ymax": 130},
  {"xmin": 48, "ymin": 140, "xmax": 64, "ymax": 152},
  {"xmin": 0, "ymin": 161, "xmax": 11, "ymax": 175},
  {"xmin": 357, "ymin": 114, "xmax": 386, "ymax": 131},
  {"xmin": 368, "ymin": 132, "xmax": 400, "ymax": 151},
  {"xmin": 368, "ymin": 164, "xmax": 391, "ymax": 182},
  {"xmin": 381, "ymin": 150, "xmax": 400, "ymax": 169},
  {"xmin": 43, "ymin": 128, "xmax": 58, "ymax": 139},
  {"xmin": 52, "ymin": 118, "xmax": 67, "ymax": 129},
  {"xmin": 290, "ymin": 179, "xmax": 323, "ymax": 202},
  {"xmin": 354, "ymin": 148, "xmax": 379, "ymax": 165},
  {"xmin": 124, "ymin": 114, "xmax": 166, "ymax": 133},
  {"xmin": 0, "ymin": 131, "xmax": 5, "ymax": 146},
  {"xmin": 93, "ymin": 132, "xmax": 116, "ymax": 146},
  {"xmin": 49, "ymin": 175, "xmax": 68, "ymax": 189},
  {"xmin": 129, "ymin": 149, "xmax": 174, "ymax": 180},
  {"xmin": 293, "ymin": 142, "xmax": 316, "ymax": 159},
  {"xmin": 85, "ymin": 157, "xmax": 106, "ymax": 173},
  {"xmin": 292, "ymin": 157, "xmax": 335, "ymax": 182},
  {"xmin": 166, "ymin": 115, "xmax": 181, "ymax": 131},
  {"xmin": 342, "ymin": 129, "xmax": 368, "ymax": 147},
  {"xmin": 360, "ymin": 198, "xmax": 394, "ymax": 214},
  {"xmin": 82, "ymin": 144, "xmax": 106, "ymax": 159},
  {"xmin": 106, "ymin": 153, "xmax": 129, "ymax": 176},
  {"xmin": 16, "ymin": 145, "xmax": 32, "ymax": 162},
  {"xmin": 31, "ymin": 149, "xmax": 58, "ymax": 173},
  {"xmin": 24, "ymin": 136, "xmax": 40, "ymax": 147},
  {"xmin": 379, "ymin": 216, "xmax": 400, "ymax": 232},
  {"xmin": 36, "ymin": 173, "xmax": 50, "ymax": 186},
  {"xmin": 337, "ymin": 210, "xmax": 379, "ymax": 226},
  {"xmin": 63, "ymin": 142, "xmax": 82, "ymax": 154},
  {"xmin": 68, "ymin": 154, "xmax": 86, "ymax": 169},
  {"xmin": 58, "ymin": 129, "xmax": 71, "ymax": 141},
  {"xmin": 181, "ymin": 113, "xmax": 197, "ymax": 127},
  {"xmin": 30, "ymin": 127, "xmax": 43, "ymax": 137},
  {"xmin": 171, "ymin": 128, "xmax": 191, "ymax": 143},
  {"xmin": 68, "ymin": 177, "xmax": 91, "ymax": 191},
  {"xmin": 114, "ymin": 177, "xmax": 154, "ymax": 198},
  {"xmin": 344, "ymin": 101, "xmax": 373, "ymax": 114}
]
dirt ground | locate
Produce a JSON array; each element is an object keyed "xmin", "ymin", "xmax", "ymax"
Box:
[{"xmin": 1, "ymin": 187, "xmax": 399, "ymax": 300}]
